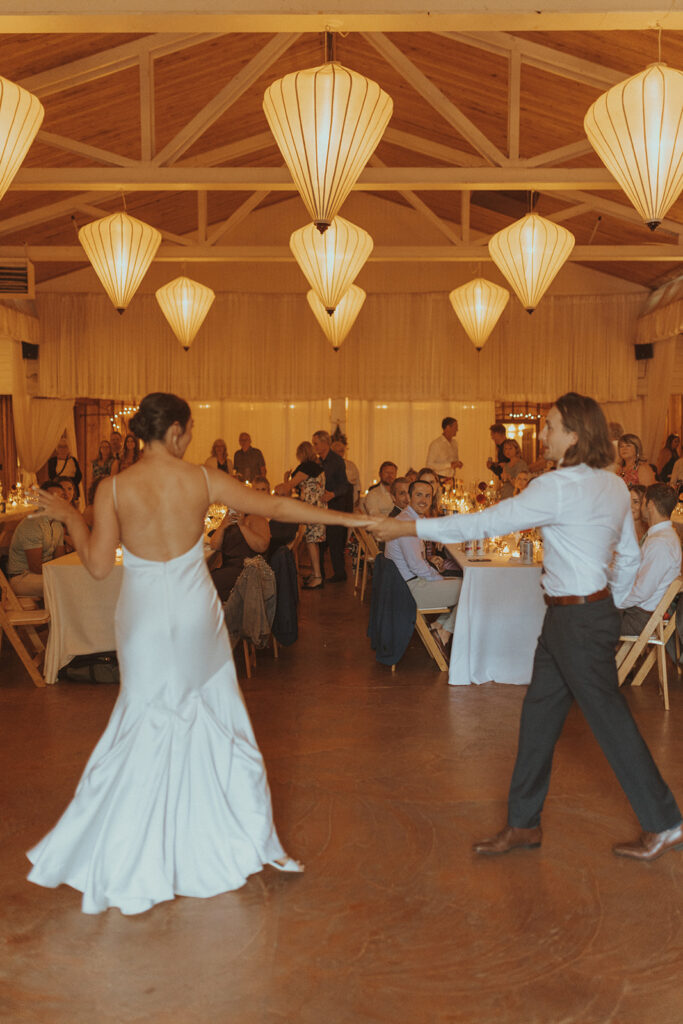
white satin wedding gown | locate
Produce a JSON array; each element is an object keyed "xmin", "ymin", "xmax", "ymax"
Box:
[{"xmin": 27, "ymin": 481, "xmax": 285, "ymax": 915}]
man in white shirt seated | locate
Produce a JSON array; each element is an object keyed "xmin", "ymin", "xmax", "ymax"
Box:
[
  {"xmin": 385, "ymin": 479, "xmax": 461, "ymax": 656},
  {"xmin": 426, "ymin": 417, "xmax": 463, "ymax": 481},
  {"xmin": 8, "ymin": 480, "xmax": 67, "ymax": 598},
  {"xmin": 363, "ymin": 461, "xmax": 397, "ymax": 516},
  {"xmin": 621, "ymin": 483, "xmax": 681, "ymax": 636}
]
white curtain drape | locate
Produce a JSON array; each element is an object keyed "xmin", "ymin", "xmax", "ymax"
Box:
[
  {"xmin": 346, "ymin": 400, "xmax": 495, "ymax": 491},
  {"xmin": 640, "ymin": 338, "xmax": 677, "ymax": 463},
  {"xmin": 12, "ymin": 396, "xmax": 74, "ymax": 484},
  {"xmin": 184, "ymin": 399, "xmax": 331, "ymax": 484},
  {"xmin": 36, "ymin": 291, "xmax": 642, "ymax": 404}
]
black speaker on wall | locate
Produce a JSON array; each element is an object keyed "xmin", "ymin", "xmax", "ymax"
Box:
[
  {"xmin": 21, "ymin": 341, "xmax": 39, "ymax": 360},
  {"xmin": 634, "ymin": 343, "xmax": 654, "ymax": 361}
]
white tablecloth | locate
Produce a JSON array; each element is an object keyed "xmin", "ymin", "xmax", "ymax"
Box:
[
  {"xmin": 43, "ymin": 552, "xmax": 122, "ymax": 685},
  {"xmin": 448, "ymin": 549, "xmax": 545, "ymax": 686}
]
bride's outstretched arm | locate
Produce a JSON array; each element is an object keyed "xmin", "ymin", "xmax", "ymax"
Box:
[
  {"xmin": 36, "ymin": 478, "xmax": 119, "ymax": 579},
  {"xmin": 206, "ymin": 468, "xmax": 375, "ymax": 529}
]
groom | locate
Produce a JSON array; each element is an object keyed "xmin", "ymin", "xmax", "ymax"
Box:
[{"xmin": 371, "ymin": 393, "xmax": 683, "ymax": 862}]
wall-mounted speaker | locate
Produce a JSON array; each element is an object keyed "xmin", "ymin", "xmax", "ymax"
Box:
[
  {"xmin": 21, "ymin": 341, "xmax": 39, "ymax": 360},
  {"xmin": 634, "ymin": 343, "xmax": 654, "ymax": 361}
]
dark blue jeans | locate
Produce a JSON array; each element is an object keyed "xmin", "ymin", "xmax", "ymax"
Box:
[{"xmin": 508, "ymin": 596, "xmax": 681, "ymax": 833}]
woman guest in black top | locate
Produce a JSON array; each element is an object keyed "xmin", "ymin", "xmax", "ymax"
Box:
[
  {"xmin": 209, "ymin": 477, "xmax": 270, "ymax": 602},
  {"xmin": 47, "ymin": 438, "xmax": 82, "ymax": 500},
  {"xmin": 657, "ymin": 433, "xmax": 680, "ymax": 483},
  {"xmin": 205, "ymin": 438, "xmax": 233, "ymax": 475},
  {"xmin": 275, "ymin": 441, "xmax": 326, "ymax": 589}
]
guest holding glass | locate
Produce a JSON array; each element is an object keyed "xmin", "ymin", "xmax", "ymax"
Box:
[
  {"xmin": 618, "ymin": 433, "xmax": 655, "ymax": 486},
  {"xmin": 275, "ymin": 442, "xmax": 326, "ymax": 590},
  {"xmin": 205, "ymin": 438, "xmax": 233, "ymax": 475}
]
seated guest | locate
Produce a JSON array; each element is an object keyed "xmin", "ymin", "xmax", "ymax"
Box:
[
  {"xmin": 405, "ymin": 467, "xmax": 418, "ymax": 484},
  {"xmin": 416, "ymin": 467, "xmax": 442, "ymax": 517},
  {"xmin": 499, "ymin": 439, "xmax": 529, "ymax": 499},
  {"xmin": 513, "ymin": 470, "xmax": 532, "ymax": 495},
  {"xmin": 385, "ymin": 479, "xmax": 461, "ymax": 656},
  {"xmin": 364, "ymin": 461, "xmax": 398, "ymax": 516},
  {"xmin": 256, "ymin": 475, "xmax": 298, "ymax": 558},
  {"xmin": 47, "ymin": 438, "xmax": 82, "ymax": 501},
  {"xmin": 628, "ymin": 483, "xmax": 648, "ymax": 542},
  {"xmin": 618, "ymin": 433, "xmax": 656, "ymax": 486},
  {"xmin": 7, "ymin": 480, "xmax": 66, "ymax": 598},
  {"xmin": 389, "ymin": 477, "xmax": 410, "ymax": 517},
  {"xmin": 669, "ymin": 453, "xmax": 683, "ymax": 495},
  {"xmin": 620, "ymin": 484, "xmax": 681, "ymax": 637},
  {"xmin": 118, "ymin": 433, "xmax": 141, "ymax": 472},
  {"xmin": 205, "ymin": 437, "xmax": 233, "ymax": 475},
  {"xmin": 55, "ymin": 476, "xmax": 78, "ymax": 508},
  {"xmin": 209, "ymin": 482, "xmax": 270, "ymax": 602}
]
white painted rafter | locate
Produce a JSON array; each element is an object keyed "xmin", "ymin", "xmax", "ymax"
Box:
[
  {"xmin": 362, "ymin": 31, "xmax": 510, "ymax": 167},
  {"xmin": 153, "ymin": 33, "xmax": 301, "ymax": 167},
  {"xmin": 508, "ymin": 50, "xmax": 521, "ymax": 162},
  {"xmin": 139, "ymin": 52, "xmax": 156, "ymax": 162},
  {"xmin": 207, "ymin": 191, "xmax": 269, "ymax": 245},
  {"xmin": 369, "ymin": 153, "xmax": 462, "ymax": 245},
  {"xmin": 36, "ymin": 131, "xmax": 138, "ymax": 167}
]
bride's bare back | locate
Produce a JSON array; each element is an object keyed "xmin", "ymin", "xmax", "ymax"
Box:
[{"xmin": 113, "ymin": 455, "xmax": 210, "ymax": 562}]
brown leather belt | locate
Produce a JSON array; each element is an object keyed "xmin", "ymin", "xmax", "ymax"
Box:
[{"xmin": 544, "ymin": 587, "xmax": 609, "ymax": 607}]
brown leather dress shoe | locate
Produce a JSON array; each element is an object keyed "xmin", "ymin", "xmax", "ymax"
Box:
[
  {"xmin": 473, "ymin": 825, "xmax": 542, "ymax": 855},
  {"xmin": 612, "ymin": 822, "xmax": 683, "ymax": 862}
]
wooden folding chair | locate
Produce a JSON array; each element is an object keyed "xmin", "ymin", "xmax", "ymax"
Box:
[
  {"xmin": 288, "ymin": 523, "xmax": 306, "ymax": 589},
  {"xmin": 414, "ymin": 608, "xmax": 451, "ymax": 672},
  {"xmin": 0, "ymin": 569, "xmax": 50, "ymax": 687},
  {"xmin": 356, "ymin": 527, "xmax": 380, "ymax": 602},
  {"xmin": 353, "ymin": 526, "xmax": 367, "ymax": 596},
  {"xmin": 616, "ymin": 577, "xmax": 682, "ymax": 711}
]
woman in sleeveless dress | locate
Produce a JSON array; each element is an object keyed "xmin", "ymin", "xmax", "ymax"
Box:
[{"xmin": 27, "ymin": 393, "xmax": 371, "ymax": 915}]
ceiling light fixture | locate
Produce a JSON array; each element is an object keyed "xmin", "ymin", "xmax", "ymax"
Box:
[
  {"xmin": 263, "ymin": 59, "xmax": 392, "ymax": 232},
  {"xmin": 448, "ymin": 278, "xmax": 510, "ymax": 351},
  {"xmin": 307, "ymin": 284, "xmax": 366, "ymax": 351},
  {"xmin": 78, "ymin": 212, "xmax": 162, "ymax": 313},
  {"xmin": 0, "ymin": 76, "xmax": 44, "ymax": 203},
  {"xmin": 290, "ymin": 216, "xmax": 372, "ymax": 313},
  {"xmin": 155, "ymin": 276, "xmax": 216, "ymax": 350},
  {"xmin": 584, "ymin": 62, "xmax": 683, "ymax": 231},
  {"xmin": 488, "ymin": 214, "xmax": 575, "ymax": 313}
]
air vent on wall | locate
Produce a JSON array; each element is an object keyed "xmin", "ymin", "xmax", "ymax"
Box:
[{"xmin": 0, "ymin": 258, "xmax": 35, "ymax": 298}]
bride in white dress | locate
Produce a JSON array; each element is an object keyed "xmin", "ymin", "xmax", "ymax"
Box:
[{"xmin": 27, "ymin": 393, "xmax": 370, "ymax": 915}]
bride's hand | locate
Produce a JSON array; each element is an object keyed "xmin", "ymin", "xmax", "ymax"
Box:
[{"xmin": 34, "ymin": 485, "xmax": 72, "ymax": 522}]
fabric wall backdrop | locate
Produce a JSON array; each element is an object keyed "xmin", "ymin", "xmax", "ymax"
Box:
[{"xmin": 36, "ymin": 291, "xmax": 642, "ymax": 404}]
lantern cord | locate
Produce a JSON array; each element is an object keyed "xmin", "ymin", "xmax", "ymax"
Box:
[
  {"xmin": 588, "ymin": 215, "xmax": 602, "ymax": 246},
  {"xmin": 121, "ymin": 192, "xmax": 127, "ymax": 212},
  {"xmin": 324, "ymin": 31, "xmax": 336, "ymax": 63},
  {"xmin": 70, "ymin": 214, "xmax": 80, "ymax": 239},
  {"xmin": 658, "ymin": 25, "xmax": 662, "ymax": 63}
]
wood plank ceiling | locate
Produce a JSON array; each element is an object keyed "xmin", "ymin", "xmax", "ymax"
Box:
[{"xmin": 0, "ymin": 28, "xmax": 681, "ymax": 288}]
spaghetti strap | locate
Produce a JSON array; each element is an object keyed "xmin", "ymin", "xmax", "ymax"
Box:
[
  {"xmin": 111, "ymin": 475, "xmax": 118, "ymax": 513},
  {"xmin": 200, "ymin": 465, "xmax": 210, "ymax": 504}
]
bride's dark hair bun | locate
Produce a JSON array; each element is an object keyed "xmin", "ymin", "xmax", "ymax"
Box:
[{"xmin": 130, "ymin": 393, "xmax": 191, "ymax": 443}]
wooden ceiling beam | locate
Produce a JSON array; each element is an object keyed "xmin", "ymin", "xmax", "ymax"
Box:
[
  {"xmin": 207, "ymin": 191, "xmax": 270, "ymax": 245},
  {"xmin": 382, "ymin": 128, "xmax": 486, "ymax": 168},
  {"xmin": 19, "ymin": 34, "xmax": 221, "ymax": 98},
  {"xmin": 523, "ymin": 139, "xmax": 596, "ymax": 168},
  {"xmin": 0, "ymin": 191, "xmax": 120, "ymax": 237},
  {"xmin": 362, "ymin": 31, "xmax": 509, "ymax": 167},
  {"xmin": 36, "ymin": 131, "xmax": 138, "ymax": 167},
  {"xmin": 542, "ymin": 189, "xmax": 683, "ymax": 238},
  {"xmin": 9, "ymin": 166, "xmax": 622, "ymax": 191},
  {"xmin": 507, "ymin": 51, "xmax": 521, "ymax": 162},
  {"xmin": 177, "ymin": 132, "xmax": 275, "ymax": 168},
  {"xmin": 8, "ymin": 243, "xmax": 683, "ymax": 264},
  {"xmin": 369, "ymin": 153, "xmax": 462, "ymax": 245},
  {"xmin": 544, "ymin": 202, "xmax": 595, "ymax": 224},
  {"xmin": 440, "ymin": 31, "xmax": 625, "ymax": 90},
  {"xmin": 197, "ymin": 191, "xmax": 208, "ymax": 243},
  {"xmin": 154, "ymin": 33, "xmax": 301, "ymax": 167},
  {"xmin": 139, "ymin": 52, "xmax": 155, "ymax": 162}
]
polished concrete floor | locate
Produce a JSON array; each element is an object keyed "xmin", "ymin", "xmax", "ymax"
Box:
[{"xmin": 2, "ymin": 573, "xmax": 683, "ymax": 1024}]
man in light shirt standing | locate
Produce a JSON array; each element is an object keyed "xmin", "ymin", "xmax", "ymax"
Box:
[
  {"xmin": 426, "ymin": 417, "xmax": 463, "ymax": 481},
  {"xmin": 620, "ymin": 483, "xmax": 681, "ymax": 636},
  {"xmin": 372, "ymin": 393, "xmax": 683, "ymax": 863}
]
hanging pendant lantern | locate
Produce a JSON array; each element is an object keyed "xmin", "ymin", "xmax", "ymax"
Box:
[
  {"xmin": 488, "ymin": 214, "xmax": 575, "ymax": 313},
  {"xmin": 156, "ymin": 276, "xmax": 215, "ymax": 350},
  {"xmin": 0, "ymin": 76, "xmax": 44, "ymax": 203},
  {"xmin": 78, "ymin": 212, "xmax": 162, "ymax": 313},
  {"xmin": 290, "ymin": 216, "xmax": 372, "ymax": 314},
  {"xmin": 584, "ymin": 63, "xmax": 683, "ymax": 231},
  {"xmin": 449, "ymin": 278, "xmax": 509, "ymax": 351},
  {"xmin": 263, "ymin": 62, "xmax": 393, "ymax": 232},
  {"xmin": 307, "ymin": 284, "xmax": 366, "ymax": 351}
]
